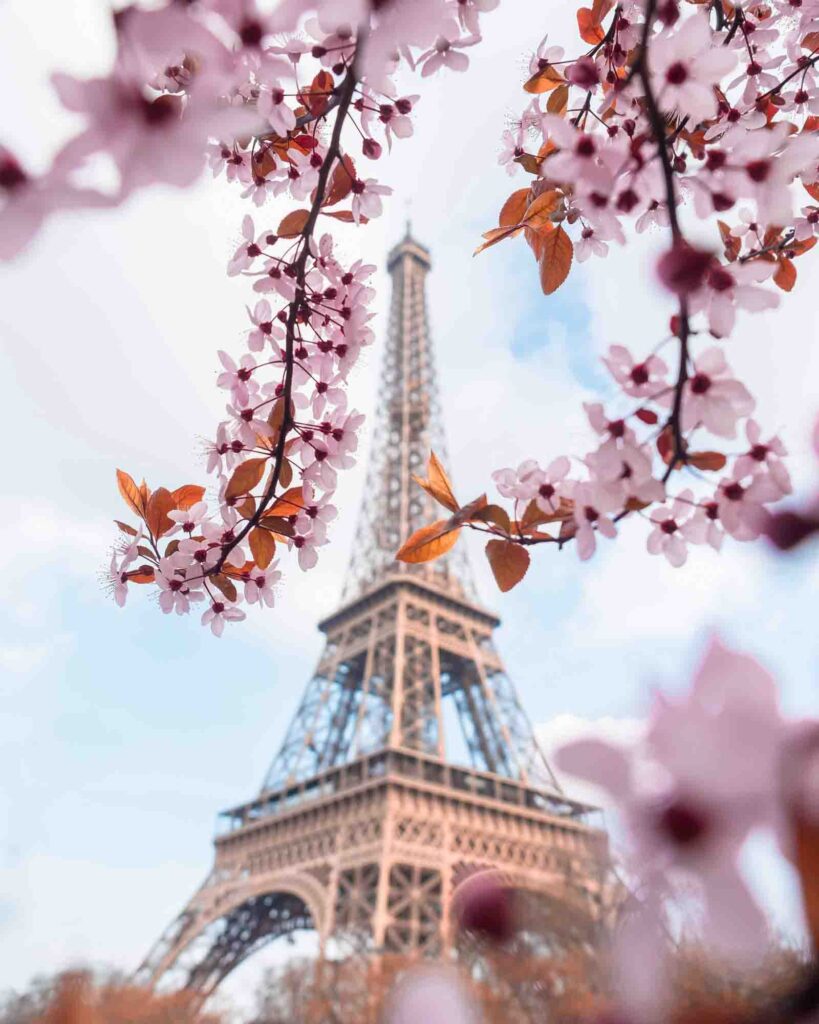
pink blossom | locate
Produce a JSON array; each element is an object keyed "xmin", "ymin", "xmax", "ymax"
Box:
[
  {"xmin": 650, "ymin": 16, "xmax": 736, "ymax": 123},
  {"xmin": 646, "ymin": 490, "xmax": 696, "ymax": 567},
  {"xmin": 167, "ymin": 501, "xmax": 210, "ymax": 536},
  {"xmin": 246, "ymin": 299, "xmax": 283, "ymax": 352},
  {"xmin": 689, "ymin": 260, "xmax": 778, "ymax": 339},
  {"xmin": 715, "ymin": 469, "xmax": 783, "ymax": 541},
  {"xmin": 156, "ymin": 558, "xmax": 204, "ymax": 615},
  {"xmin": 243, "ymin": 565, "xmax": 280, "ymax": 606},
  {"xmin": 571, "ymin": 482, "xmax": 619, "ymax": 561},
  {"xmin": 681, "ymin": 347, "xmax": 754, "ymax": 439},
  {"xmin": 735, "ymin": 419, "xmax": 791, "ymax": 495},
  {"xmin": 603, "ymin": 345, "xmax": 668, "ymax": 400},
  {"xmin": 201, "ymin": 600, "xmax": 246, "ymax": 636},
  {"xmin": 291, "ymin": 530, "xmax": 326, "ymax": 570},
  {"xmin": 556, "ymin": 638, "xmax": 788, "ymax": 967},
  {"xmin": 350, "ymin": 177, "xmax": 392, "ymax": 223},
  {"xmin": 52, "ymin": 65, "xmax": 258, "ymax": 197},
  {"xmin": 419, "ymin": 25, "xmax": 473, "ymax": 77}
]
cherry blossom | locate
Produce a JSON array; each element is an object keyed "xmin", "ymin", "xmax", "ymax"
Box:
[
  {"xmin": 650, "ymin": 15, "xmax": 737, "ymax": 123},
  {"xmin": 201, "ymin": 600, "xmax": 246, "ymax": 636}
]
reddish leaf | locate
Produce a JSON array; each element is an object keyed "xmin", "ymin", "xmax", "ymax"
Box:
[
  {"xmin": 687, "ymin": 451, "xmax": 727, "ymax": 472},
  {"xmin": 523, "ymin": 64, "xmax": 564, "ymax": 94},
  {"xmin": 211, "ymin": 573, "xmax": 238, "ymax": 602},
  {"xmin": 126, "ymin": 566, "xmax": 155, "ymax": 584},
  {"xmin": 635, "ymin": 408, "xmax": 659, "ymax": 425},
  {"xmin": 498, "ymin": 189, "xmax": 530, "ymax": 228},
  {"xmin": 523, "ymin": 190, "xmax": 560, "ymax": 229},
  {"xmin": 268, "ymin": 486, "xmax": 304, "ymax": 517},
  {"xmin": 321, "ymin": 154, "xmax": 356, "ymax": 207},
  {"xmin": 396, "ymin": 521, "xmax": 461, "ymax": 564},
  {"xmin": 773, "ymin": 257, "xmax": 797, "ymax": 292},
  {"xmin": 165, "ymin": 539, "xmax": 180, "ymax": 558},
  {"xmin": 249, "ymin": 527, "xmax": 276, "ymax": 569},
  {"xmin": 258, "ymin": 515, "xmax": 295, "ymax": 538},
  {"xmin": 538, "ymin": 226, "xmax": 573, "ymax": 295},
  {"xmin": 577, "ymin": 7, "xmax": 605, "ymax": 45},
  {"xmin": 225, "ymin": 458, "xmax": 267, "ymax": 500},
  {"xmin": 277, "ymin": 208, "xmax": 311, "ymax": 238},
  {"xmin": 321, "ymin": 209, "xmax": 369, "ymax": 224},
  {"xmin": 657, "ymin": 425, "xmax": 675, "ymax": 466},
  {"xmin": 471, "ymin": 504, "xmax": 512, "ymax": 534},
  {"xmin": 474, "ymin": 224, "xmax": 522, "ymax": 256},
  {"xmin": 171, "ymin": 485, "xmax": 205, "ymax": 511},
  {"xmin": 412, "ymin": 451, "xmax": 459, "ymax": 513},
  {"xmin": 546, "ymin": 83, "xmax": 569, "ymax": 116},
  {"xmin": 116, "ymin": 469, "xmax": 145, "ymax": 519},
  {"xmin": 486, "ymin": 539, "xmax": 530, "ymax": 592},
  {"xmin": 114, "ymin": 520, "xmax": 138, "ymax": 537},
  {"xmin": 146, "ymin": 487, "xmax": 175, "ymax": 539}
]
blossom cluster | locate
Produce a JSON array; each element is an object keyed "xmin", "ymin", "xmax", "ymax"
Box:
[
  {"xmin": 396, "ymin": 0, "xmax": 819, "ymax": 587},
  {"xmin": 51, "ymin": 0, "xmax": 501, "ymax": 632}
]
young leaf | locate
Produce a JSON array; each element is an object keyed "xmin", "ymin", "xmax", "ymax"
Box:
[
  {"xmin": 523, "ymin": 190, "xmax": 560, "ymax": 229},
  {"xmin": 321, "ymin": 154, "xmax": 356, "ymax": 207},
  {"xmin": 268, "ymin": 486, "xmax": 305, "ymax": 517},
  {"xmin": 546, "ymin": 84, "xmax": 569, "ymax": 116},
  {"xmin": 474, "ymin": 224, "xmax": 523, "ymax": 256},
  {"xmin": 577, "ymin": 7, "xmax": 605, "ymax": 44},
  {"xmin": 485, "ymin": 539, "xmax": 530, "ymax": 592},
  {"xmin": 171, "ymin": 485, "xmax": 205, "ymax": 511},
  {"xmin": 126, "ymin": 566, "xmax": 155, "ymax": 583},
  {"xmin": 396, "ymin": 521, "xmax": 460, "ymax": 564},
  {"xmin": 114, "ymin": 520, "xmax": 138, "ymax": 537},
  {"xmin": 687, "ymin": 451, "xmax": 727, "ymax": 472},
  {"xmin": 225, "ymin": 458, "xmax": 267, "ymax": 500},
  {"xmin": 277, "ymin": 208, "xmax": 311, "ymax": 238},
  {"xmin": 498, "ymin": 189, "xmax": 531, "ymax": 228},
  {"xmin": 471, "ymin": 504, "xmax": 512, "ymax": 534},
  {"xmin": 146, "ymin": 487, "xmax": 175, "ymax": 539},
  {"xmin": 116, "ymin": 469, "xmax": 145, "ymax": 519},
  {"xmin": 773, "ymin": 257, "xmax": 797, "ymax": 292},
  {"xmin": 412, "ymin": 451, "xmax": 459, "ymax": 513},
  {"xmin": 538, "ymin": 226, "xmax": 573, "ymax": 295},
  {"xmin": 523, "ymin": 64, "xmax": 564, "ymax": 94},
  {"xmin": 249, "ymin": 528, "xmax": 276, "ymax": 569},
  {"xmin": 211, "ymin": 573, "xmax": 238, "ymax": 602},
  {"xmin": 259, "ymin": 515, "xmax": 295, "ymax": 538}
]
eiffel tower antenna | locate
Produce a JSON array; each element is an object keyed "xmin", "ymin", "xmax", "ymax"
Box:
[{"xmin": 136, "ymin": 230, "xmax": 607, "ymax": 1003}]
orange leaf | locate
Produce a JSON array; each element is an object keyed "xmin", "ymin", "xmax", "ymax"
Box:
[
  {"xmin": 396, "ymin": 521, "xmax": 461, "ymax": 564},
  {"xmin": 171, "ymin": 485, "xmax": 205, "ymax": 511},
  {"xmin": 126, "ymin": 566, "xmax": 155, "ymax": 584},
  {"xmin": 687, "ymin": 451, "xmax": 727, "ymax": 472},
  {"xmin": 471, "ymin": 504, "xmax": 512, "ymax": 534},
  {"xmin": 412, "ymin": 451, "xmax": 459, "ymax": 513},
  {"xmin": 225, "ymin": 458, "xmax": 267, "ymax": 500},
  {"xmin": 146, "ymin": 487, "xmax": 175, "ymax": 539},
  {"xmin": 485, "ymin": 539, "xmax": 530, "ymax": 592},
  {"xmin": 277, "ymin": 208, "xmax": 311, "ymax": 238},
  {"xmin": 577, "ymin": 7, "xmax": 605, "ymax": 44},
  {"xmin": 114, "ymin": 520, "xmax": 138, "ymax": 537},
  {"xmin": 524, "ymin": 189, "xmax": 561, "ymax": 229},
  {"xmin": 211, "ymin": 573, "xmax": 238, "ymax": 602},
  {"xmin": 474, "ymin": 223, "xmax": 522, "ymax": 255},
  {"xmin": 249, "ymin": 527, "xmax": 276, "ymax": 569},
  {"xmin": 320, "ymin": 209, "xmax": 369, "ymax": 224},
  {"xmin": 546, "ymin": 83, "xmax": 569, "ymax": 116},
  {"xmin": 538, "ymin": 225, "xmax": 573, "ymax": 294},
  {"xmin": 804, "ymin": 181, "xmax": 819, "ymax": 202},
  {"xmin": 116, "ymin": 469, "xmax": 145, "ymax": 519},
  {"xmin": 773, "ymin": 257, "xmax": 797, "ymax": 291},
  {"xmin": 258, "ymin": 515, "xmax": 295, "ymax": 538},
  {"xmin": 268, "ymin": 486, "xmax": 305, "ymax": 517},
  {"xmin": 498, "ymin": 188, "xmax": 531, "ymax": 228},
  {"xmin": 523, "ymin": 64, "xmax": 564, "ymax": 94},
  {"xmin": 321, "ymin": 154, "xmax": 356, "ymax": 207}
]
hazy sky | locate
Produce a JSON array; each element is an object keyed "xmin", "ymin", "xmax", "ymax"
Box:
[{"xmin": 1, "ymin": 0, "xmax": 818, "ymax": 1009}]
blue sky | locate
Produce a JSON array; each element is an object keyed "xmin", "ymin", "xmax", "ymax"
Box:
[{"xmin": 1, "ymin": 0, "xmax": 818, "ymax": 1008}]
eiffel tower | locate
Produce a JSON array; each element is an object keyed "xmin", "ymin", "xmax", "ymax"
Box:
[{"xmin": 137, "ymin": 229, "xmax": 606, "ymax": 1002}]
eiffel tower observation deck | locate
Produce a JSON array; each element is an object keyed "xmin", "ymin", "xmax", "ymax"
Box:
[{"xmin": 137, "ymin": 229, "xmax": 607, "ymax": 1002}]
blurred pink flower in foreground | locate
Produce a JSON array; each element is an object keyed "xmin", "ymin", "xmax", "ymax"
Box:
[{"xmin": 556, "ymin": 637, "xmax": 794, "ymax": 1013}]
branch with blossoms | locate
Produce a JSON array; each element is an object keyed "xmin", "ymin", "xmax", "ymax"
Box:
[
  {"xmin": 398, "ymin": 0, "xmax": 819, "ymax": 593},
  {"xmin": 0, "ymin": 1, "xmax": 501, "ymax": 634}
]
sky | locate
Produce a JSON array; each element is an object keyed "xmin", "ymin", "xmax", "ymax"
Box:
[{"xmin": 1, "ymin": 0, "xmax": 818, "ymax": 1012}]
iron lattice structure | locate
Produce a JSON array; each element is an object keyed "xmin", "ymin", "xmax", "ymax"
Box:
[{"xmin": 137, "ymin": 231, "xmax": 607, "ymax": 1004}]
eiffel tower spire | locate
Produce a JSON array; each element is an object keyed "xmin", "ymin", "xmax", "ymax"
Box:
[
  {"xmin": 136, "ymin": 232, "xmax": 606, "ymax": 1004},
  {"xmin": 343, "ymin": 231, "xmax": 473, "ymax": 602}
]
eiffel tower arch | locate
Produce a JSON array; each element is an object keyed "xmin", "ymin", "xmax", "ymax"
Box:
[{"xmin": 136, "ymin": 230, "xmax": 608, "ymax": 1003}]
